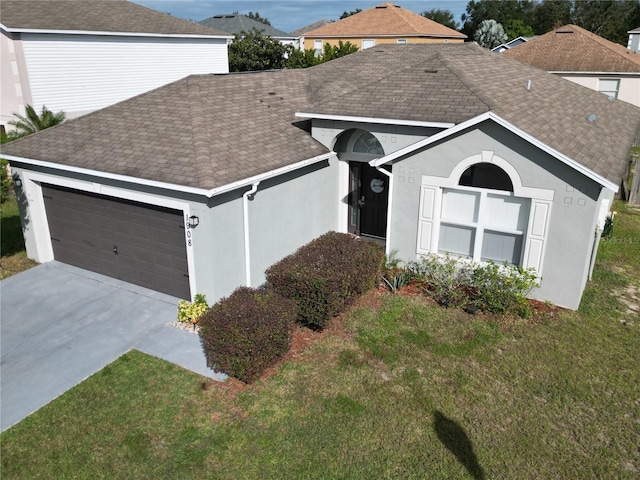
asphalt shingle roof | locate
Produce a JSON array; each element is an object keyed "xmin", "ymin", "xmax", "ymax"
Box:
[
  {"xmin": 0, "ymin": 0, "xmax": 228, "ymax": 36},
  {"xmin": 199, "ymin": 14, "xmax": 293, "ymax": 37},
  {"xmin": 2, "ymin": 43, "xmax": 638, "ymax": 191},
  {"xmin": 502, "ymin": 24, "xmax": 640, "ymax": 73},
  {"xmin": 304, "ymin": 2, "xmax": 466, "ymax": 39}
]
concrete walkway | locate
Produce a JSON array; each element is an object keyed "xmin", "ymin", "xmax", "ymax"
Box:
[{"xmin": 1, "ymin": 262, "xmax": 226, "ymax": 432}]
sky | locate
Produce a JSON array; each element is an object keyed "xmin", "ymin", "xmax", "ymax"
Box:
[{"xmin": 131, "ymin": 0, "xmax": 469, "ymax": 34}]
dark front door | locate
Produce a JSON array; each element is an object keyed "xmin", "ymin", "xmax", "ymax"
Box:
[
  {"xmin": 350, "ymin": 162, "xmax": 389, "ymax": 238},
  {"xmin": 42, "ymin": 185, "xmax": 191, "ymax": 299}
]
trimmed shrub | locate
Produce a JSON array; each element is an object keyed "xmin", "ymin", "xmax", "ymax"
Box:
[
  {"xmin": 198, "ymin": 287, "xmax": 296, "ymax": 383},
  {"xmin": 265, "ymin": 232, "xmax": 384, "ymax": 330}
]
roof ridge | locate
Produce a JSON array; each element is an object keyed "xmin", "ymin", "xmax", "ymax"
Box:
[{"xmin": 436, "ymin": 48, "xmax": 494, "ymax": 111}]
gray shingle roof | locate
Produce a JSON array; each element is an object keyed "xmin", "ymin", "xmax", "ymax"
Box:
[
  {"xmin": 0, "ymin": 0, "xmax": 228, "ymax": 36},
  {"xmin": 3, "ymin": 43, "xmax": 639, "ymax": 191},
  {"xmin": 199, "ymin": 14, "xmax": 293, "ymax": 37}
]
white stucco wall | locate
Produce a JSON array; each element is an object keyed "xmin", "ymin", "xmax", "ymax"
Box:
[
  {"xmin": 560, "ymin": 74, "xmax": 640, "ymax": 108},
  {"xmin": 0, "ymin": 30, "xmax": 32, "ymax": 130}
]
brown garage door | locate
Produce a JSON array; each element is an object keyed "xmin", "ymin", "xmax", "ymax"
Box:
[{"xmin": 42, "ymin": 185, "xmax": 190, "ymax": 299}]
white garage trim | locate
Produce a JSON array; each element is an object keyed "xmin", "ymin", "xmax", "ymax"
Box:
[{"xmin": 15, "ymin": 169, "xmax": 198, "ymax": 299}]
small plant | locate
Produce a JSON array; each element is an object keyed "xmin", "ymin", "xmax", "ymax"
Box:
[
  {"xmin": 471, "ymin": 261, "xmax": 539, "ymax": 316},
  {"xmin": 382, "ymin": 270, "xmax": 410, "ymax": 294},
  {"xmin": 177, "ymin": 293, "xmax": 209, "ymax": 325}
]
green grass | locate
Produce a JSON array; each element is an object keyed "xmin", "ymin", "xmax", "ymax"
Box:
[
  {"xmin": 1, "ymin": 195, "xmax": 37, "ymax": 279},
  {"xmin": 2, "ymin": 202, "xmax": 639, "ymax": 479}
]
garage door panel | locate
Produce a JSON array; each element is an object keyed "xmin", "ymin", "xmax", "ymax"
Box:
[{"xmin": 42, "ymin": 185, "xmax": 190, "ymax": 299}]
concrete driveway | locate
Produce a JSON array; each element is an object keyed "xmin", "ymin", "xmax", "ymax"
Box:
[{"xmin": 1, "ymin": 261, "xmax": 226, "ymax": 432}]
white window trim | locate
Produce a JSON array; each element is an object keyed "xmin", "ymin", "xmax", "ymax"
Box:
[
  {"xmin": 417, "ymin": 151, "xmax": 554, "ymax": 274},
  {"xmin": 597, "ymin": 78, "xmax": 620, "ymax": 100},
  {"xmin": 397, "ymin": 38, "xmax": 407, "ymax": 44},
  {"xmin": 362, "ymin": 39, "xmax": 375, "ymax": 49}
]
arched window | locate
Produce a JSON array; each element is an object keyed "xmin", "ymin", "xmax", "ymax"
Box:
[
  {"xmin": 353, "ymin": 131, "xmax": 384, "ymax": 155},
  {"xmin": 459, "ymin": 163, "xmax": 513, "ymax": 191}
]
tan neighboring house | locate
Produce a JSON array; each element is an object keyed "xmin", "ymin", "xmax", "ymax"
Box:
[
  {"xmin": 0, "ymin": 0, "xmax": 231, "ymax": 130},
  {"xmin": 502, "ymin": 24, "xmax": 640, "ymax": 107},
  {"xmin": 301, "ymin": 2, "xmax": 466, "ymax": 53}
]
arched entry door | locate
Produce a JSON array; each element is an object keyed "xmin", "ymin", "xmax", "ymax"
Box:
[
  {"xmin": 335, "ymin": 129, "xmax": 390, "ymax": 239},
  {"xmin": 350, "ymin": 162, "xmax": 390, "ymax": 238}
]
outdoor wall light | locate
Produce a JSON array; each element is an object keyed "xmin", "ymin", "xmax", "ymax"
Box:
[
  {"xmin": 12, "ymin": 175, "xmax": 22, "ymax": 188},
  {"xmin": 188, "ymin": 215, "xmax": 200, "ymax": 228}
]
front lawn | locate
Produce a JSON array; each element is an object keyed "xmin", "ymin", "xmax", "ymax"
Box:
[
  {"xmin": 1, "ymin": 202, "xmax": 639, "ymax": 479},
  {"xmin": 0, "ymin": 195, "xmax": 36, "ymax": 279}
]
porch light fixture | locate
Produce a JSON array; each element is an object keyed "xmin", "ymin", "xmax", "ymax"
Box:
[
  {"xmin": 188, "ymin": 215, "xmax": 199, "ymax": 228},
  {"xmin": 12, "ymin": 175, "xmax": 22, "ymax": 188}
]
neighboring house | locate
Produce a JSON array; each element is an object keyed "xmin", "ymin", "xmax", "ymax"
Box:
[
  {"xmin": 302, "ymin": 2, "xmax": 466, "ymax": 54},
  {"xmin": 2, "ymin": 44, "xmax": 639, "ymax": 310},
  {"xmin": 291, "ymin": 19, "xmax": 333, "ymax": 51},
  {"xmin": 502, "ymin": 24, "xmax": 640, "ymax": 107},
  {"xmin": 199, "ymin": 13, "xmax": 298, "ymax": 48},
  {"xmin": 0, "ymin": 0, "xmax": 231, "ymax": 130},
  {"xmin": 629, "ymin": 27, "xmax": 640, "ymax": 52},
  {"xmin": 491, "ymin": 36, "xmax": 534, "ymax": 53}
]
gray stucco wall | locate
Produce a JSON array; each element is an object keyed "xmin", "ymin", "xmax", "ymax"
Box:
[
  {"xmin": 246, "ymin": 158, "xmax": 340, "ymax": 287},
  {"xmin": 311, "ymin": 119, "xmax": 442, "ymax": 154},
  {"xmin": 10, "ymin": 157, "xmax": 340, "ymax": 305},
  {"xmin": 388, "ymin": 120, "xmax": 609, "ymax": 309}
]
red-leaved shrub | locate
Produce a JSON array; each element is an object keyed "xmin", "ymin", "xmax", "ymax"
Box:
[
  {"xmin": 199, "ymin": 287, "xmax": 296, "ymax": 383},
  {"xmin": 265, "ymin": 231, "xmax": 384, "ymax": 330}
]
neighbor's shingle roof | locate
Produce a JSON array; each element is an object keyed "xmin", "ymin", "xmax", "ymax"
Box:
[
  {"xmin": 304, "ymin": 2, "xmax": 466, "ymax": 39},
  {"xmin": 291, "ymin": 20, "xmax": 332, "ymax": 37},
  {"xmin": 0, "ymin": 0, "xmax": 228, "ymax": 36},
  {"xmin": 502, "ymin": 24, "xmax": 640, "ymax": 73},
  {"xmin": 199, "ymin": 14, "xmax": 293, "ymax": 37},
  {"xmin": 2, "ymin": 43, "xmax": 638, "ymax": 191}
]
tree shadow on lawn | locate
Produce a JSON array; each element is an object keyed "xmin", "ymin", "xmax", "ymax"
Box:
[
  {"xmin": 0, "ymin": 212, "xmax": 25, "ymax": 256},
  {"xmin": 433, "ymin": 410, "xmax": 486, "ymax": 480}
]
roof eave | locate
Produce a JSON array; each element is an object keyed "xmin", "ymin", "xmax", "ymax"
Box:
[
  {"xmin": 371, "ymin": 111, "xmax": 619, "ymax": 192},
  {"xmin": 304, "ymin": 32, "xmax": 466, "ymax": 39},
  {"xmin": 295, "ymin": 112, "xmax": 454, "ymax": 129},
  {"xmin": 549, "ymin": 71, "xmax": 640, "ymax": 76},
  {"xmin": 1, "ymin": 25, "xmax": 231, "ymax": 39},
  {"xmin": 3, "ymin": 151, "xmax": 335, "ymax": 198}
]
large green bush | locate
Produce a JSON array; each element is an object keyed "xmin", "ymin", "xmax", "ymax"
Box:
[
  {"xmin": 265, "ymin": 232, "xmax": 384, "ymax": 330},
  {"xmin": 199, "ymin": 287, "xmax": 296, "ymax": 383}
]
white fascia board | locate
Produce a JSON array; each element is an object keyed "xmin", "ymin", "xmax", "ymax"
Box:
[
  {"xmin": 295, "ymin": 112, "xmax": 454, "ymax": 129},
  {"xmin": 3, "ymin": 154, "xmax": 211, "ymax": 196},
  {"xmin": 207, "ymin": 152, "xmax": 335, "ymax": 196},
  {"xmin": 551, "ymin": 71, "xmax": 640, "ymax": 77},
  {"xmin": 3, "ymin": 151, "xmax": 335, "ymax": 198},
  {"xmin": 3, "ymin": 26, "xmax": 231, "ymax": 40},
  {"xmin": 371, "ymin": 111, "xmax": 618, "ymax": 192}
]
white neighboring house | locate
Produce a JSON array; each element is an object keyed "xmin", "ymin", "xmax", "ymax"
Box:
[
  {"xmin": 503, "ymin": 24, "xmax": 640, "ymax": 108},
  {"xmin": 0, "ymin": 0, "xmax": 231, "ymax": 130},
  {"xmin": 629, "ymin": 27, "xmax": 640, "ymax": 52}
]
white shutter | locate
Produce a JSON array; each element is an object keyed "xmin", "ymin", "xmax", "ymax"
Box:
[
  {"xmin": 523, "ymin": 200, "xmax": 551, "ymax": 272},
  {"xmin": 417, "ymin": 186, "xmax": 439, "ymax": 254}
]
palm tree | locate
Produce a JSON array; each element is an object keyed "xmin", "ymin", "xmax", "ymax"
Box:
[{"xmin": 8, "ymin": 104, "xmax": 66, "ymax": 138}]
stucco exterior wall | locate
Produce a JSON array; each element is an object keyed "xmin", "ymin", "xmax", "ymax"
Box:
[
  {"xmin": 9, "ymin": 156, "xmax": 340, "ymax": 305},
  {"xmin": 0, "ymin": 30, "xmax": 33, "ymax": 130},
  {"xmin": 304, "ymin": 36, "xmax": 464, "ymax": 51},
  {"xmin": 387, "ymin": 121, "xmax": 608, "ymax": 309},
  {"xmin": 560, "ymin": 74, "xmax": 640, "ymax": 108},
  {"xmin": 311, "ymin": 119, "xmax": 441, "ymax": 153},
  {"xmin": 247, "ymin": 158, "xmax": 340, "ymax": 287}
]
